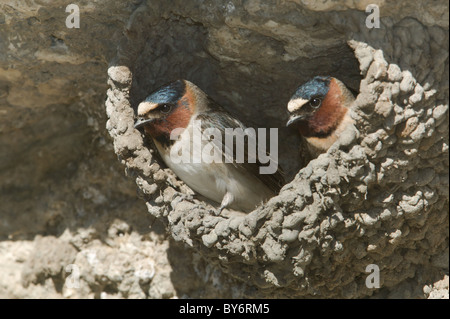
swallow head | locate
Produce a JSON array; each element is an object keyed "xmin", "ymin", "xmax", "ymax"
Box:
[
  {"xmin": 135, "ymin": 79, "xmax": 197, "ymax": 146},
  {"xmin": 286, "ymin": 76, "xmax": 353, "ymax": 139}
]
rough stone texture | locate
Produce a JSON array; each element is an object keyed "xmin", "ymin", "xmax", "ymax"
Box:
[{"xmin": 1, "ymin": 0, "xmax": 448, "ymax": 298}]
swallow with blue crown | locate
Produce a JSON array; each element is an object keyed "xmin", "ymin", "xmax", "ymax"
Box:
[
  {"xmin": 286, "ymin": 76, "xmax": 355, "ymax": 158},
  {"xmin": 135, "ymin": 79, "xmax": 284, "ymax": 214}
]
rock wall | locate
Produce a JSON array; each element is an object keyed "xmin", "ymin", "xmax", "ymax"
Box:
[{"xmin": 0, "ymin": 0, "xmax": 448, "ymax": 298}]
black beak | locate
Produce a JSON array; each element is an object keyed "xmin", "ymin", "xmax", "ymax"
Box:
[
  {"xmin": 286, "ymin": 114, "xmax": 307, "ymax": 127},
  {"xmin": 134, "ymin": 117, "xmax": 154, "ymax": 129}
]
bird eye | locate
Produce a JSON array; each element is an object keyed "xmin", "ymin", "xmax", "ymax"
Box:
[
  {"xmin": 310, "ymin": 98, "xmax": 322, "ymax": 109},
  {"xmin": 160, "ymin": 104, "xmax": 172, "ymax": 114}
]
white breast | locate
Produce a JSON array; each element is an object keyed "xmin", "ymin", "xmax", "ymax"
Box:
[{"xmin": 153, "ymin": 128, "xmax": 274, "ymax": 212}]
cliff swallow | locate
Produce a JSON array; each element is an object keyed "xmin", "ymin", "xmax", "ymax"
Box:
[
  {"xmin": 286, "ymin": 76, "xmax": 354, "ymax": 158},
  {"xmin": 135, "ymin": 79, "xmax": 284, "ymax": 213}
]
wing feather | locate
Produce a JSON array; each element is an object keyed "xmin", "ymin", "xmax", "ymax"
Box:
[{"xmin": 196, "ymin": 100, "xmax": 285, "ymax": 194}]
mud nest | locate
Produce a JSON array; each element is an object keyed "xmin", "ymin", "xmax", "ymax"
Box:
[{"xmin": 106, "ymin": 1, "xmax": 449, "ymax": 298}]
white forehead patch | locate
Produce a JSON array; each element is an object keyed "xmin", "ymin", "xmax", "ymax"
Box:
[
  {"xmin": 137, "ymin": 101, "xmax": 158, "ymax": 116},
  {"xmin": 287, "ymin": 98, "xmax": 309, "ymax": 113}
]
